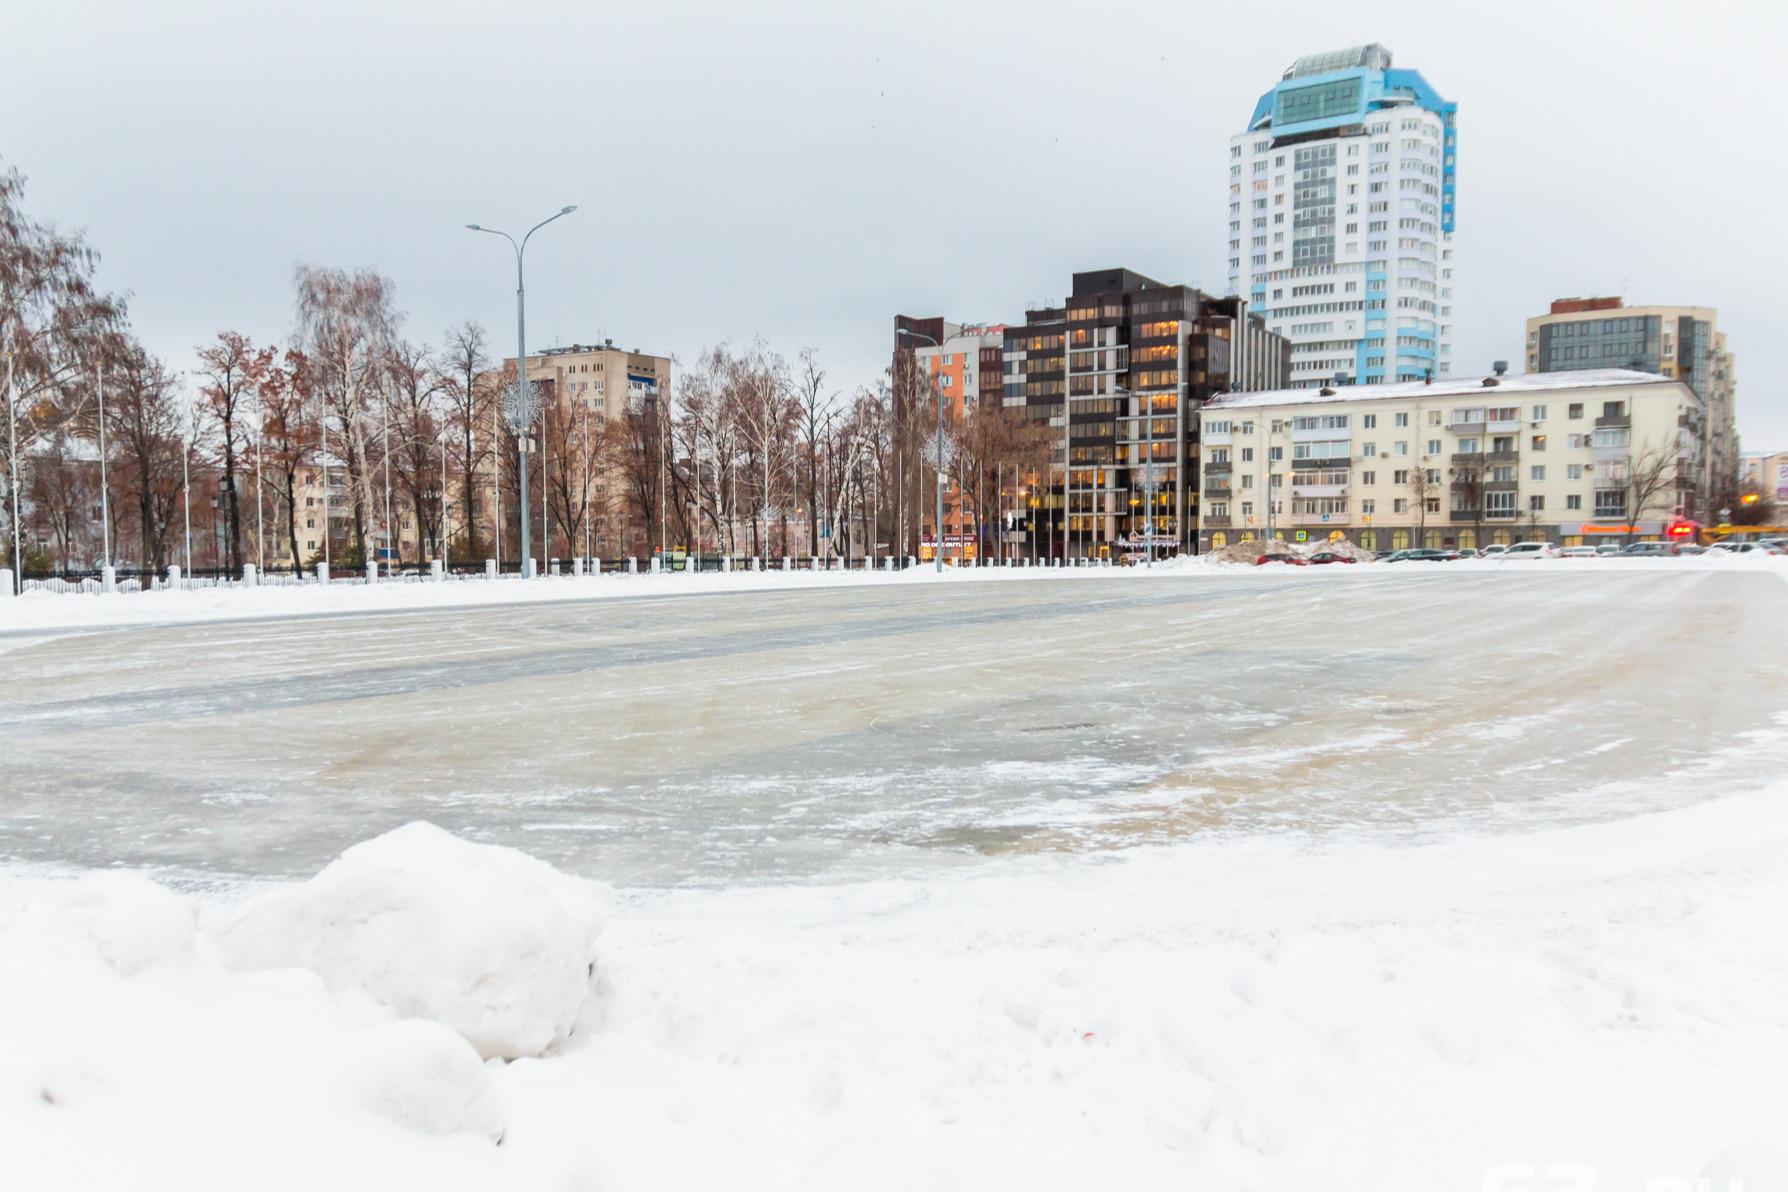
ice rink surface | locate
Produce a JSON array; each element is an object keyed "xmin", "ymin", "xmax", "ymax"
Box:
[{"xmin": 4, "ymin": 564, "xmax": 1785, "ymax": 886}]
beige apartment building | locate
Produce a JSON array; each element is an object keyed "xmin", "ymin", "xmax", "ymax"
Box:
[
  {"xmin": 1196, "ymin": 368, "xmax": 1703, "ymax": 553},
  {"xmin": 1525, "ymin": 297, "xmax": 1736, "ymax": 513}
]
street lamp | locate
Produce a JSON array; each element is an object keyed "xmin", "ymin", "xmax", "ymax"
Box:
[
  {"xmin": 466, "ymin": 205, "xmax": 577, "ymax": 576},
  {"xmin": 896, "ymin": 327, "xmax": 946, "ymax": 573}
]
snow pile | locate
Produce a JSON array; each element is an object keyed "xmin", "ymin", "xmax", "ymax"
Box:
[
  {"xmin": 214, "ymin": 822, "xmax": 608, "ymax": 1060},
  {"xmin": 0, "ymin": 869, "xmax": 535, "ymax": 1190},
  {"xmin": 337, "ymin": 1019, "xmax": 506, "ymax": 1142},
  {"xmin": 1309, "ymin": 536, "xmax": 1376, "ymax": 561}
]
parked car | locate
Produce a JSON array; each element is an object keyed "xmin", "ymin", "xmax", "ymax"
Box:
[
  {"xmin": 1620, "ymin": 541, "xmax": 1675, "ymax": 556},
  {"xmin": 1383, "ymin": 548, "xmax": 1453, "ymax": 563},
  {"xmin": 1595, "ymin": 544, "xmax": 1622, "ymax": 557},
  {"xmin": 1676, "ymin": 543, "xmax": 1706, "ymax": 556},
  {"xmin": 1253, "ymin": 552, "xmax": 1309, "ymax": 566},
  {"xmin": 1306, "ymin": 551, "xmax": 1358, "ymax": 565},
  {"xmin": 1560, "ymin": 545, "xmax": 1599, "ymax": 558},
  {"xmin": 1455, "ymin": 547, "xmax": 1479, "ymax": 559},
  {"xmin": 1758, "ymin": 538, "xmax": 1788, "ymax": 553},
  {"xmin": 1480, "ymin": 543, "xmax": 1510, "ymax": 559},
  {"xmin": 1500, "ymin": 541, "xmax": 1559, "ymax": 560}
]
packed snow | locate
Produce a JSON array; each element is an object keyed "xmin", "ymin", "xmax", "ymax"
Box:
[{"xmin": 3, "ymin": 561, "xmax": 1787, "ymax": 1189}]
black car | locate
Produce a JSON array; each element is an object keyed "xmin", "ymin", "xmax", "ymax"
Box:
[{"xmin": 1383, "ymin": 548, "xmax": 1453, "ymax": 563}]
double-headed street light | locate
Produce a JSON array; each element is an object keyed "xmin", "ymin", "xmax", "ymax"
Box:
[
  {"xmin": 896, "ymin": 327, "xmax": 946, "ymax": 574},
  {"xmin": 466, "ymin": 205, "xmax": 576, "ymax": 575}
]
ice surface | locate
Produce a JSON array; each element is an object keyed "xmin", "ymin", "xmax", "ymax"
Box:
[
  {"xmin": 2, "ymin": 564, "xmax": 1786, "ymax": 887},
  {"xmin": 213, "ymin": 822, "xmax": 606, "ymax": 1059}
]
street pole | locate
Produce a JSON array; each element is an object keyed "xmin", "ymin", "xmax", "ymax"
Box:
[
  {"xmin": 6, "ymin": 351, "xmax": 20, "ymax": 592},
  {"xmin": 440, "ymin": 431, "xmax": 450, "ymax": 566},
  {"xmin": 467, "ymin": 205, "xmax": 576, "ymax": 576},
  {"xmin": 98, "ymin": 365, "xmax": 112, "ymax": 570},
  {"xmin": 895, "ymin": 328, "xmax": 947, "ymax": 573}
]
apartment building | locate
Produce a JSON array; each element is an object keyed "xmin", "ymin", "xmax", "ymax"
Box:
[
  {"xmin": 895, "ymin": 321, "xmax": 1008, "ymax": 562},
  {"xmin": 1740, "ymin": 450, "xmax": 1788, "ymax": 508},
  {"xmin": 1526, "ymin": 297, "xmax": 1736, "ymax": 514},
  {"xmin": 1196, "ymin": 368, "xmax": 1704, "ymax": 553},
  {"xmin": 1227, "ymin": 44, "xmax": 1457, "ymax": 387},
  {"xmin": 1000, "ymin": 267, "xmax": 1288, "ymax": 559}
]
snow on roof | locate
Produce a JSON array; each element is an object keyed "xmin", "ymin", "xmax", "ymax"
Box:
[{"xmin": 1202, "ymin": 369, "xmax": 1687, "ymax": 412}]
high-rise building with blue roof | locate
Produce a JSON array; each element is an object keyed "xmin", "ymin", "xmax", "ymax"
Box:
[{"xmin": 1226, "ymin": 45, "xmax": 1457, "ymax": 387}]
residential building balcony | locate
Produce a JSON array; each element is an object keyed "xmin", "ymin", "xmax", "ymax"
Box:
[
  {"xmin": 1447, "ymin": 420, "xmax": 1486, "ymax": 436},
  {"xmin": 1291, "ymin": 483, "xmax": 1348, "ymax": 498},
  {"xmin": 1203, "ymin": 460, "xmax": 1232, "ymax": 475},
  {"xmin": 1485, "ymin": 451, "xmax": 1518, "ymax": 465},
  {"xmin": 1596, "ymin": 413, "xmax": 1632, "ymax": 429},
  {"xmin": 1449, "ymin": 509, "xmax": 1478, "ymax": 522},
  {"xmin": 1485, "ymin": 507, "xmax": 1519, "ymax": 519},
  {"xmin": 1450, "ymin": 451, "xmax": 1483, "ymax": 465},
  {"xmin": 1203, "ymin": 485, "xmax": 1232, "ymax": 499},
  {"xmin": 1203, "ymin": 515, "xmax": 1233, "ymax": 528},
  {"xmin": 1487, "ymin": 418, "xmax": 1521, "ymax": 434}
]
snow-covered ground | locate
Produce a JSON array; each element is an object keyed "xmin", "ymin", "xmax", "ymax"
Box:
[{"xmin": 4, "ymin": 562, "xmax": 1788, "ymax": 1189}]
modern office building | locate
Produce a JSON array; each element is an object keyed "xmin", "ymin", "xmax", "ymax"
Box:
[
  {"xmin": 1195, "ymin": 368, "xmax": 1704, "ymax": 553},
  {"xmin": 998, "ymin": 267, "xmax": 1288, "ymax": 559},
  {"xmin": 1227, "ymin": 44, "xmax": 1457, "ymax": 388},
  {"xmin": 1525, "ymin": 298, "xmax": 1736, "ymax": 512}
]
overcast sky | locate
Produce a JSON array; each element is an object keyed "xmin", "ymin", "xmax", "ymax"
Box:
[{"xmin": 5, "ymin": 0, "xmax": 1783, "ymax": 447}]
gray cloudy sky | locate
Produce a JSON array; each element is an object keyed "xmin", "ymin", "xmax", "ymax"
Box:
[{"xmin": 5, "ymin": 0, "xmax": 1784, "ymax": 447}]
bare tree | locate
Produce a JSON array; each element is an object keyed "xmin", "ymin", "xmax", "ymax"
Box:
[
  {"xmin": 0, "ymin": 163, "xmax": 127, "ymax": 565},
  {"xmin": 440, "ymin": 321, "xmax": 493, "ymax": 558},
  {"xmin": 292, "ymin": 265, "xmax": 399, "ymax": 565},
  {"xmin": 794, "ymin": 348, "xmax": 836, "ymax": 557},
  {"xmin": 1619, "ymin": 441, "xmax": 1683, "ymax": 545},
  {"xmin": 727, "ymin": 341, "xmax": 796, "ymax": 562},
  {"xmin": 386, "ymin": 339, "xmax": 445, "ymax": 561},
  {"xmin": 1408, "ymin": 465, "xmax": 1439, "ymax": 548},
  {"xmin": 109, "ymin": 345, "xmax": 185, "ymax": 572},
  {"xmin": 195, "ymin": 331, "xmax": 272, "ymax": 573},
  {"xmin": 257, "ymin": 350, "xmax": 316, "ymax": 571}
]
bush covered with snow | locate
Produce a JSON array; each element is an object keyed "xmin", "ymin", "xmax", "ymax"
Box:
[{"xmin": 213, "ymin": 822, "xmax": 607, "ymax": 1060}]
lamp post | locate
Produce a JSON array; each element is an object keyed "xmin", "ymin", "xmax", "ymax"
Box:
[
  {"xmin": 6, "ymin": 350, "xmax": 20, "ymax": 592},
  {"xmin": 97, "ymin": 364, "xmax": 112, "ymax": 572},
  {"xmin": 896, "ymin": 327, "xmax": 946, "ymax": 573},
  {"xmin": 466, "ymin": 205, "xmax": 577, "ymax": 575}
]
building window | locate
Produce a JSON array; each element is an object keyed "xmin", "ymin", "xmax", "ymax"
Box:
[
  {"xmin": 1394, "ymin": 412, "xmax": 1409, "ymax": 427},
  {"xmin": 1529, "ymin": 495, "xmax": 1545, "ymax": 511},
  {"xmin": 1531, "ymin": 434, "xmax": 1546, "ymax": 451},
  {"xmin": 1566, "ymin": 494, "xmax": 1582, "ymax": 510},
  {"xmin": 1531, "ymin": 466, "xmax": 1546, "ymax": 481},
  {"xmin": 1568, "ymin": 403, "xmax": 1584, "ymax": 419}
]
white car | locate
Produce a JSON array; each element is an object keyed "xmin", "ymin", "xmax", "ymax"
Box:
[
  {"xmin": 1500, "ymin": 541, "xmax": 1559, "ymax": 560},
  {"xmin": 1480, "ymin": 543, "xmax": 1510, "ymax": 559},
  {"xmin": 1560, "ymin": 545, "xmax": 1599, "ymax": 558}
]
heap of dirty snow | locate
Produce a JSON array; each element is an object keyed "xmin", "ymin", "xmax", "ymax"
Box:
[{"xmin": 212, "ymin": 822, "xmax": 608, "ymax": 1060}]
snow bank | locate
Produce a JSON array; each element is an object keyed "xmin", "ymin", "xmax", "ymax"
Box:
[
  {"xmin": 337, "ymin": 1019, "xmax": 506, "ymax": 1142},
  {"xmin": 213, "ymin": 822, "xmax": 607, "ymax": 1060},
  {"xmin": 7, "ymin": 786, "xmax": 1788, "ymax": 1189}
]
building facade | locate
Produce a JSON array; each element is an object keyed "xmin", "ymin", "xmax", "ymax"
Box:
[
  {"xmin": 1196, "ymin": 369, "xmax": 1703, "ymax": 553},
  {"xmin": 1525, "ymin": 297, "xmax": 1736, "ymax": 514},
  {"xmin": 1227, "ymin": 44, "xmax": 1457, "ymax": 388},
  {"xmin": 998, "ymin": 267, "xmax": 1288, "ymax": 559},
  {"xmin": 1740, "ymin": 450, "xmax": 1788, "ymax": 511},
  {"xmin": 902, "ymin": 322, "xmax": 1007, "ymax": 562}
]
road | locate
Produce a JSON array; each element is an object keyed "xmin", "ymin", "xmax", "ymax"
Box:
[{"xmin": 3, "ymin": 566, "xmax": 1784, "ymax": 886}]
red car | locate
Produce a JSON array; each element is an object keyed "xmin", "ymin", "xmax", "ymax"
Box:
[
  {"xmin": 1253, "ymin": 553, "xmax": 1309, "ymax": 566},
  {"xmin": 1306, "ymin": 551, "xmax": 1358, "ymax": 565}
]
